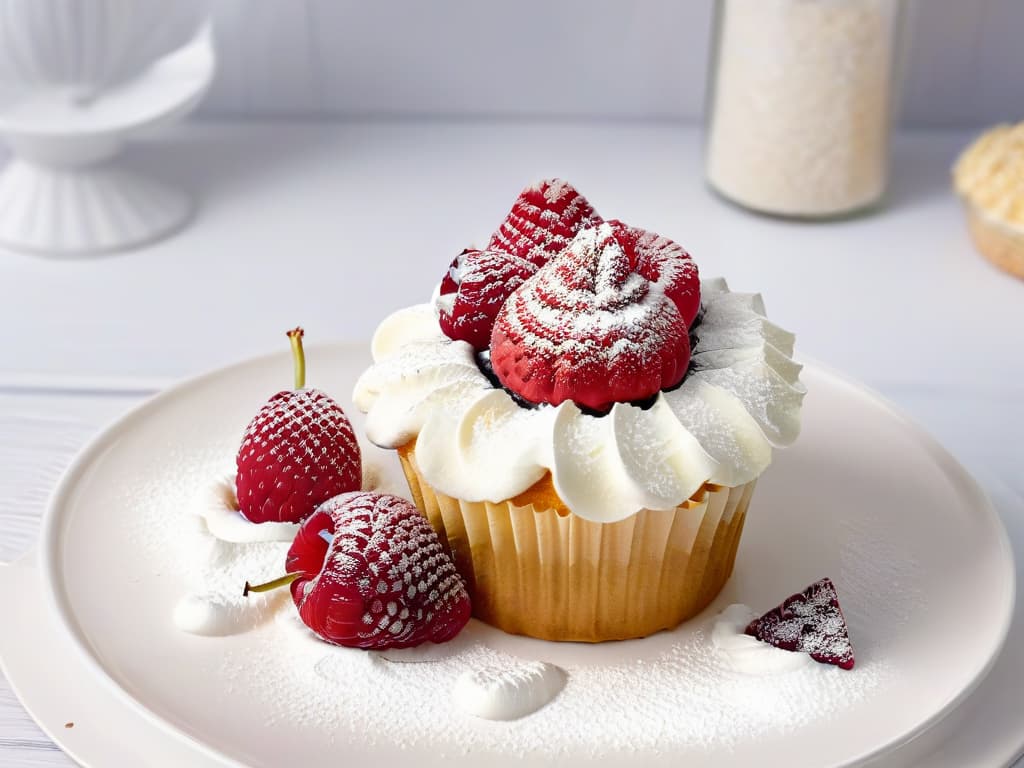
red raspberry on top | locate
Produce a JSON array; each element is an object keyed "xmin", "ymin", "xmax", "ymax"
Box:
[
  {"xmin": 235, "ymin": 329, "xmax": 361, "ymax": 524},
  {"xmin": 281, "ymin": 492, "xmax": 471, "ymax": 649},
  {"xmin": 745, "ymin": 577, "xmax": 855, "ymax": 670},
  {"xmin": 488, "ymin": 179, "xmax": 603, "ymax": 267},
  {"xmin": 437, "ymin": 248, "xmax": 537, "ymax": 350},
  {"xmin": 489, "ymin": 223, "xmax": 691, "ymax": 412},
  {"xmin": 609, "ymin": 219, "xmax": 701, "ymax": 327}
]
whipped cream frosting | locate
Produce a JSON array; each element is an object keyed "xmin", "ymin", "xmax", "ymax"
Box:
[
  {"xmin": 353, "ymin": 278, "xmax": 804, "ymax": 523},
  {"xmin": 711, "ymin": 604, "xmax": 813, "ymax": 675}
]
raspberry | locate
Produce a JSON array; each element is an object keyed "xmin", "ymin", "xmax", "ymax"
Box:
[
  {"xmin": 488, "ymin": 178, "xmax": 602, "ymax": 267},
  {"xmin": 285, "ymin": 492, "xmax": 471, "ymax": 649},
  {"xmin": 490, "ymin": 224, "xmax": 691, "ymax": 411},
  {"xmin": 235, "ymin": 329, "xmax": 361, "ymax": 524},
  {"xmin": 609, "ymin": 219, "xmax": 701, "ymax": 326},
  {"xmin": 437, "ymin": 248, "xmax": 537, "ymax": 350},
  {"xmin": 745, "ymin": 577, "xmax": 855, "ymax": 670}
]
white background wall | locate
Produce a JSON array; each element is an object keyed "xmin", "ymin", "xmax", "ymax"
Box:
[{"xmin": 198, "ymin": 0, "xmax": 1023, "ymax": 128}]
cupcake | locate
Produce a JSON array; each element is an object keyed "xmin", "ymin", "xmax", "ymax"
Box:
[
  {"xmin": 354, "ymin": 180, "xmax": 804, "ymax": 642},
  {"xmin": 953, "ymin": 120, "xmax": 1024, "ymax": 279}
]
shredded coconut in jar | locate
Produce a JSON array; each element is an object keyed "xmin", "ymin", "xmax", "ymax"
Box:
[{"xmin": 706, "ymin": 0, "xmax": 898, "ymax": 217}]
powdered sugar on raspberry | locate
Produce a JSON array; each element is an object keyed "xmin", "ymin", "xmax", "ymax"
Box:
[
  {"xmin": 488, "ymin": 178, "xmax": 602, "ymax": 267},
  {"xmin": 436, "ymin": 249, "xmax": 538, "ymax": 350},
  {"xmin": 745, "ymin": 578, "xmax": 856, "ymax": 669},
  {"xmin": 540, "ymin": 178, "xmax": 571, "ymax": 203},
  {"xmin": 490, "ymin": 223, "xmax": 691, "ymax": 410},
  {"xmin": 609, "ymin": 219, "xmax": 701, "ymax": 326},
  {"xmin": 236, "ymin": 388, "xmax": 362, "ymax": 523},
  {"xmin": 240, "ymin": 391, "xmax": 359, "ymax": 469},
  {"xmin": 289, "ymin": 492, "xmax": 470, "ymax": 648}
]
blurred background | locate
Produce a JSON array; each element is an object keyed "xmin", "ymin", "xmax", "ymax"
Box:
[
  {"xmin": 0, "ymin": 1, "xmax": 1019, "ymax": 454},
  {"xmin": 201, "ymin": 0, "xmax": 1020, "ymax": 126},
  {"xmin": 0, "ymin": 0, "xmax": 1021, "ymax": 376}
]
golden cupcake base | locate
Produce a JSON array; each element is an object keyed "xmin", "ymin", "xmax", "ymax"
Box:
[
  {"xmin": 398, "ymin": 443, "xmax": 756, "ymax": 642},
  {"xmin": 965, "ymin": 203, "xmax": 1024, "ymax": 280}
]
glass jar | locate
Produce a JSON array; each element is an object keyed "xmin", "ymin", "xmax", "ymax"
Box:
[{"xmin": 705, "ymin": 0, "xmax": 904, "ymax": 219}]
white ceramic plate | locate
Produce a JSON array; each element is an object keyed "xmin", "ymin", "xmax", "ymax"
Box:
[{"xmin": 38, "ymin": 345, "xmax": 1015, "ymax": 767}]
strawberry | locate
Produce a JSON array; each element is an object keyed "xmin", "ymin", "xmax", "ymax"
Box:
[
  {"xmin": 745, "ymin": 577, "xmax": 856, "ymax": 670},
  {"xmin": 488, "ymin": 178, "xmax": 602, "ymax": 267},
  {"xmin": 279, "ymin": 492, "xmax": 471, "ymax": 649},
  {"xmin": 235, "ymin": 328, "xmax": 361, "ymax": 524},
  {"xmin": 489, "ymin": 223, "xmax": 691, "ymax": 412},
  {"xmin": 437, "ymin": 248, "xmax": 538, "ymax": 350}
]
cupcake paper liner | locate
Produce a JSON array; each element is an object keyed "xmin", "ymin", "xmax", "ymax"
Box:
[{"xmin": 398, "ymin": 446, "xmax": 756, "ymax": 642}]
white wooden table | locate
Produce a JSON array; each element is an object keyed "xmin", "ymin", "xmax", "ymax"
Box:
[{"xmin": 1, "ymin": 120, "xmax": 1022, "ymax": 766}]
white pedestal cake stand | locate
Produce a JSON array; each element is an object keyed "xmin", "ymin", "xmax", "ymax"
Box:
[{"xmin": 0, "ymin": 26, "xmax": 215, "ymax": 257}]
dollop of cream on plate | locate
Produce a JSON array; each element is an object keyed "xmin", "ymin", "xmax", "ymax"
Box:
[
  {"xmin": 199, "ymin": 475, "xmax": 299, "ymax": 543},
  {"xmin": 712, "ymin": 604, "xmax": 813, "ymax": 675},
  {"xmin": 174, "ymin": 590, "xmax": 285, "ymax": 637},
  {"xmin": 453, "ymin": 659, "xmax": 567, "ymax": 720}
]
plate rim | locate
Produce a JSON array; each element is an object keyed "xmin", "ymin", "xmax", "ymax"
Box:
[{"xmin": 36, "ymin": 346, "xmax": 1017, "ymax": 768}]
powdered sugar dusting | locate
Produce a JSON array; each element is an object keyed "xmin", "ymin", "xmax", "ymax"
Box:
[
  {"xmin": 293, "ymin": 492, "xmax": 469, "ymax": 648},
  {"xmin": 240, "ymin": 390, "xmax": 360, "ymax": 470},
  {"xmin": 712, "ymin": 604, "xmax": 814, "ymax": 674},
  {"xmin": 436, "ymin": 249, "xmax": 538, "ymax": 350},
  {"xmin": 490, "ymin": 223, "xmax": 691, "ymax": 410},
  {"xmin": 173, "ymin": 588, "xmax": 285, "ymax": 637},
  {"xmin": 693, "ymin": 291, "xmax": 795, "ymax": 357},
  {"xmin": 692, "ymin": 359, "xmax": 804, "ymax": 446},
  {"xmin": 200, "ymin": 474, "xmax": 299, "ymax": 543},
  {"xmin": 745, "ymin": 578, "xmax": 856, "ymax": 669},
  {"xmin": 662, "ymin": 378, "xmax": 772, "ymax": 487},
  {"xmin": 838, "ymin": 500, "xmax": 923, "ymax": 658},
  {"xmin": 540, "ymin": 178, "xmax": 570, "ymax": 203},
  {"xmin": 609, "ymin": 219, "xmax": 701, "ymax": 325},
  {"xmin": 117, "ymin": 444, "xmax": 296, "ymax": 638},
  {"xmin": 125, "ymin": 438, "xmax": 892, "ymax": 760},
  {"xmin": 221, "ymin": 612, "xmax": 886, "ymax": 758},
  {"xmin": 453, "ymin": 659, "xmax": 567, "ymax": 721},
  {"xmin": 488, "ymin": 178, "xmax": 602, "ymax": 267},
  {"xmin": 236, "ymin": 387, "xmax": 362, "ymax": 522}
]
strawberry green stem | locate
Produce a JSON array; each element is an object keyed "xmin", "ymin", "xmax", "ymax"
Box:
[
  {"xmin": 287, "ymin": 327, "xmax": 306, "ymax": 389},
  {"xmin": 243, "ymin": 572, "xmax": 302, "ymax": 597}
]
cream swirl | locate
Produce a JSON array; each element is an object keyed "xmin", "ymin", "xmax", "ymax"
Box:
[{"xmin": 353, "ymin": 278, "xmax": 804, "ymax": 523}]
